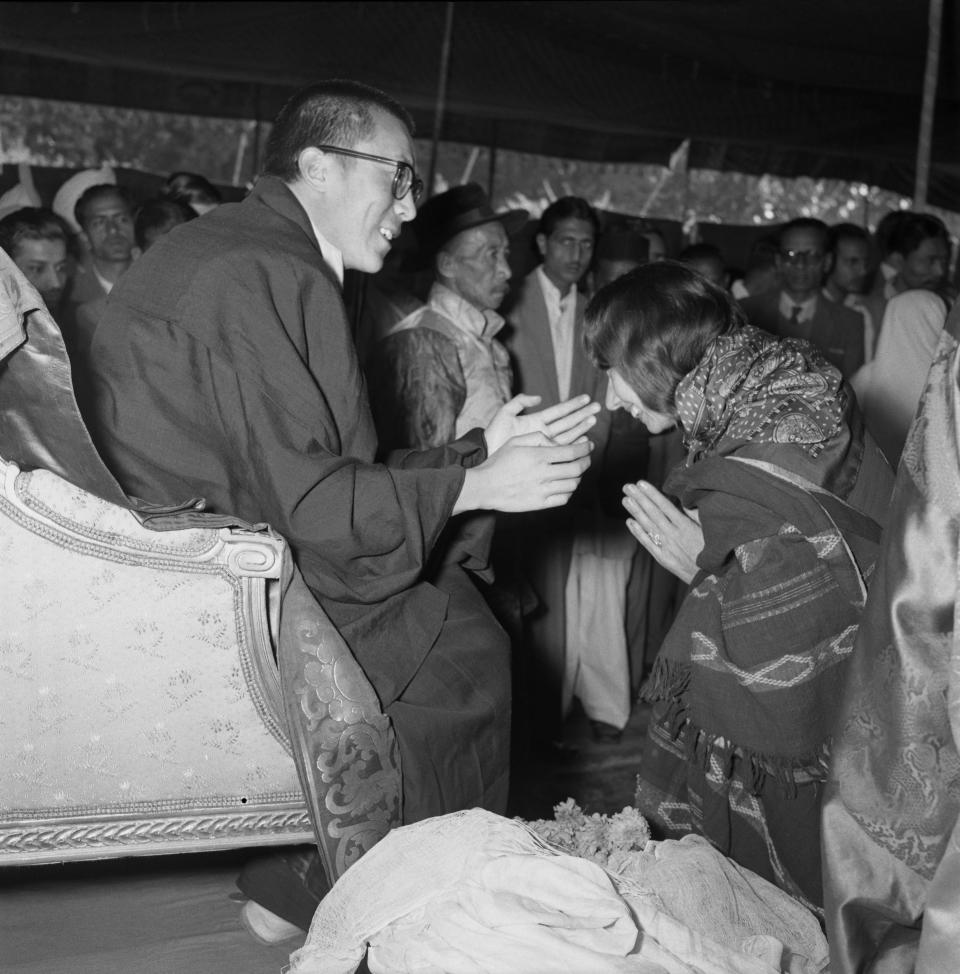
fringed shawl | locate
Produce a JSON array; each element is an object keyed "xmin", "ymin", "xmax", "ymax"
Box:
[
  {"xmin": 644, "ymin": 326, "xmax": 889, "ymax": 787},
  {"xmin": 647, "ymin": 456, "xmax": 883, "ymax": 784}
]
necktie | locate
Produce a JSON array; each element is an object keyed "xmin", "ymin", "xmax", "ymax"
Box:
[
  {"xmin": 790, "ymin": 305, "xmax": 802, "ymax": 323},
  {"xmin": 553, "ymin": 292, "xmax": 573, "ymax": 401}
]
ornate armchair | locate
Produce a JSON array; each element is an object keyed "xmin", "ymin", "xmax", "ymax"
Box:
[{"xmin": 0, "ymin": 252, "xmax": 401, "ymax": 879}]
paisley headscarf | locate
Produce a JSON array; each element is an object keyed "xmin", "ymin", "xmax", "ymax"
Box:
[{"xmin": 674, "ymin": 325, "xmax": 846, "ymax": 461}]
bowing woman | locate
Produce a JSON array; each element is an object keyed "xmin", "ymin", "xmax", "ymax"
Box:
[{"xmin": 583, "ymin": 261, "xmax": 893, "ymax": 911}]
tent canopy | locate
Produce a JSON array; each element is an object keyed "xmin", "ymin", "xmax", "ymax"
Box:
[{"xmin": 2, "ymin": 1, "xmax": 958, "ymax": 208}]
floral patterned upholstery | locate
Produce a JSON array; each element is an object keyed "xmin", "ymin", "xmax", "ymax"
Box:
[
  {"xmin": 0, "ymin": 248, "xmax": 402, "ymax": 877},
  {"xmin": 0, "ymin": 454, "xmax": 313, "ymax": 863}
]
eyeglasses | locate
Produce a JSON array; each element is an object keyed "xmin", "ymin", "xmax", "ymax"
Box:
[
  {"xmin": 779, "ymin": 249, "xmax": 825, "ymax": 267},
  {"xmin": 315, "ymin": 144, "xmax": 424, "ymax": 204}
]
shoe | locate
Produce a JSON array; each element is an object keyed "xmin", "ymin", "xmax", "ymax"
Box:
[
  {"xmin": 590, "ymin": 720, "xmax": 623, "ymax": 744},
  {"xmin": 240, "ymin": 899, "xmax": 306, "ymax": 945}
]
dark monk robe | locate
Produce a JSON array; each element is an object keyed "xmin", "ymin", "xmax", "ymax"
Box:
[{"xmin": 84, "ymin": 175, "xmax": 511, "ymax": 923}]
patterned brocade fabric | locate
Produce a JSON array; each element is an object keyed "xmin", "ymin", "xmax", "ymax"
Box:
[
  {"xmin": 370, "ymin": 326, "xmax": 468, "ymax": 450},
  {"xmin": 822, "ymin": 308, "xmax": 960, "ymax": 972},
  {"xmin": 367, "ymin": 283, "xmax": 512, "ymax": 452}
]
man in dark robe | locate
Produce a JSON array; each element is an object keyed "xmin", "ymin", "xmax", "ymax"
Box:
[{"xmin": 83, "ymin": 80, "xmax": 596, "ymax": 939}]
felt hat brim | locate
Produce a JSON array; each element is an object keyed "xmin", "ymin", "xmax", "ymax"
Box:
[
  {"xmin": 410, "ymin": 206, "xmax": 529, "ymax": 271},
  {"xmin": 433, "ymin": 206, "xmax": 529, "ymax": 250}
]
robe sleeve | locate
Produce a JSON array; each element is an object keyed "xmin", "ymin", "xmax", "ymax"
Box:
[
  {"xmin": 367, "ymin": 328, "xmax": 466, "ymax": 452},
  {"xmin": 88, "ymin": 257, "xmax": 481, "ymax": 611}
]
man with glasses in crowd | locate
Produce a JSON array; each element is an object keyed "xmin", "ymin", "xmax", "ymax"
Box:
[
  {"xmin": 82, "ymin": 80, "xmax": 597, "ymax": 941},
  {"xmin": 739, "ymin": 216, "xmax": 865, "ymax": 379}
]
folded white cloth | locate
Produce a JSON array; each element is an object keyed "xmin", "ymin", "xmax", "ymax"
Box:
[{"xmin": 287, "ymin": 809, "xmax": 828, "ymax": 974}]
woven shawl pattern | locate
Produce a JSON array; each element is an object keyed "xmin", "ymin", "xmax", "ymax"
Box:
[
  {"xmin": 637, "ymin": 457, "xmax": 882, "ymax": 910},
  {"xmin": 647, "ymin": 326, "xmax": 881, "ymax": 778},
  {"xmin": 636, "ymin": 330, "xmax": 886, "ymax": 907},
  {"xmin": 647, "ymin": 456, "xmax": 880, "ymax": 775}
]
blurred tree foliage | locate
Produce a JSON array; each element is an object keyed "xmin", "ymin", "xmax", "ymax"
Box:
[
  {"xmin": 0, "ymin": 96, "xmax": 260, "ymax": 185},
  {"xmin": 2, "ymin": 95, "xmax": 956, "ymax": 244}
]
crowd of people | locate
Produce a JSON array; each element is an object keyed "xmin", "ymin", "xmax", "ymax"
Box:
[{"xmin": 1, "ymin": 77, "xmax": 957, "ymax": 967}]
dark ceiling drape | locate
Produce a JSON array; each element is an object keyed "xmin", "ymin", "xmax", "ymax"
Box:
[{"xmin": 1, "ymin": 1, "xmax": 958, "ymax": 208}]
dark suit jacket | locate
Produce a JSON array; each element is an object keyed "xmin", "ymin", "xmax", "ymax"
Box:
[
  {"xmin": 502, "ymin": 268, "xmax": 620, "ymax": 489},
  {"xmin": 63, "ymin": 260, "xmax": 109, "ymax": 309},
  {"xmin": 59, "ymin": 262, "xmax": 109, "ymax": 353},
  {"xmin": 739, "ymin": 290, "xmax": 865, "ymax": 379},
  {"xmin": 58, "ymin": 256, "xmax": 107, "ymax": 324},
  {"xmin": 499, "ymin": 269, "xmax": 620, "ymax": 726},
  {"xmin": 86, "ymin": 176, "xmax": 485, "ymax": 708},
  {"xmin": 503, "ymin": 269, "xmax": 605, "ymax": 410}
]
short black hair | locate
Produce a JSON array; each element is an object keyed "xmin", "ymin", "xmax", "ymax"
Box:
[
  {"xmin": 887, "ymin": 212, "xmax": 950, "ymax": 259},
  {"xmin": 74, "ymin": 184, "xmax": 134, "ymax": 232},
  {"xmin": 778, "ymin": 217, "xmax": 829, "ymax": 249},
  {"xmin": 745, "ymin": 233, "xmax": 780, "ymax": 271},
  {"xmin": 635, "ymin": 220, "xmax": 667, "ymax": 250},
  {"xmin": 263, "ymin": 79, "xmax": 415, "ymax": 182},
  {"xmin": 134, "ymin": 197, "xmax": 196, "ymax": 250},
  {"xmin": 874, "ymin": 209, "xmax": 911, "ymax": 257},
  {"xmin": 162, "ymin": 171, "xmax": 222, "ymax": 210},
  {"xmin": 0, "ymin": 207, "xmax": 70, "ymax": 258},
  {"xmin": 595, "ymin": 223, "xmax": 649, "ymax": 263},
  {"xmin": 677, "ymin": 242, "xmax": 723, "ymax": 264},
  {"xmin": 538, "ymin": 197, "xmax": 599, "ymax": 239},
  {"xmin": 584, "ymin": 260, "xmax": 743, "ymax": 415},
  {"xmin": 826, "ymin": 222, "xmax": 871, "ymax": 255}
]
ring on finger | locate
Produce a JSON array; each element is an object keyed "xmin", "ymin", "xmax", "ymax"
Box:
[{"xmin": 649, "ymin": 531, "xmax": 663, "ymax": 548}]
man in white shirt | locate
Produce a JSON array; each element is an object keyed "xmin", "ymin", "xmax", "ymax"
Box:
[
  {"xmin": 504, "ymin": 198, "xmax": 637, "ymax": 749},
  {"xmin": 63, "ymin": 185, "xmax": 136, "ymax": 304},
  {"xmin": 61, "ymin": 184, "xmax": 137, "ymax": 367}
]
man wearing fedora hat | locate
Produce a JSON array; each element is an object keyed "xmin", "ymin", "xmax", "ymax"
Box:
[
  {"xmin": 368, "ymin": 182, "xmax": 528, "ymax": 452},
  {"xmin": 367, "ymin": 183, "xmax": 532, "ymax": 668}
]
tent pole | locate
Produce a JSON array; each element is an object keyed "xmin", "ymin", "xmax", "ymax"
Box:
[
  {"xmin": 914, "ymin": 0, "xmax": 943, "ymax": 209},
  {"xmin": 427, "ymin": 2, "xmax": 456, "ymax": 199},
  {"xmin": 251, "ymin": 83, "xmax": 263, "ymax": 183}
]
